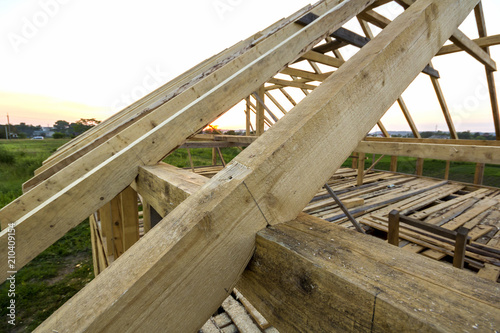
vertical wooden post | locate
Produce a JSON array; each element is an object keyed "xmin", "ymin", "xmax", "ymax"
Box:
[
  {"xmin": 142, "ymin": 202, "xmax": 152, "ymax": 234},
  {"xmin": 245, "ymin": 96, "xmax": 251, "ymax": 136},
  {"xmin": 98, "ymin": 202, "xmax": 113, "ymax": 256},
  {"xmin": 415, "ymin": 158, "xmax": 424, "ymax": 176},
  {"xmin": 120, "ymin": 186, "xmax": 139, "ymax": 252},
  {"xmin": 390, "ymin": 156, "xmax": 398, "ymax": 172},
  {"xmin": 453, "ymin": 227, "xmax": 469, "ymax": 269},
  {"xmin": 357, "ymin": 152, "xmax": 365, "ymax": 186},
  {"xmin": 186, "ymin": 148, "xmax": 195, "ymax": 172},
  {"xmin": 474, "ymin": 163, "xmax": 485, "ymax": 185},
  {"xmin": 444, "ymin": 160, "xmax": 451, "ymax": 180},
  {"xmin": 388, "ymin": 210, "xmax": 400, "ymax": 246},
  {"xmin": 110, "ymin": 196, "xmax": 124, "ymax": 259},
  {"xmin": 212, "ymin": 147, "xmax": 217, "ymax": 165},
  {"xmin": 351, "ymin": 152, "xmax": 358, "ymax": 169},
  {"xmin": 256, "ymin": 86, "xmax": 265, "ymax": 136},
  {"xmin": 89, "ymin": 215, "xmax": 100, "ymax": 277}
]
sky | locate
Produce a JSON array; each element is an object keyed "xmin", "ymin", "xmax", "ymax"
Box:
[{"xmin": 0, "ymin": 0, "xmax": 499, "ymax": 133}]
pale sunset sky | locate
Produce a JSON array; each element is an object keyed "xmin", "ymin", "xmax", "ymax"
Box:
[{"xmin": 0, "ymin": 0, "xmax": 499, "ymax": 132}]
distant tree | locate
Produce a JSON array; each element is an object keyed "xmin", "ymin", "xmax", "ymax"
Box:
[
  {"xmin": 18, "ymin": 133, "xmax": 27, "ymax": 139},
  {"xmin": 225, "ymin": 130, "xmax": 236, "ymax": 136},
  {"xmin": 52, "ymin": 132, "xmax": 65, "ymax": 139},
  {"xmin": 68, "ymin": 118, "xmax": 101, "ymax": 137},
  {"xmin": 420, "ymin": 131, "xmax": 433, "ymax": 138},
  {"xmin": 458, "ymin": 130, "xmax": 471, "ymax": 140},
  {"xmin": 53, "ymin": 120, "xmax": 70, "ymax": 134}
]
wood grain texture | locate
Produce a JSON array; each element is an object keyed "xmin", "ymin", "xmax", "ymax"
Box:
[{"xmin": 238, "ymin": 214, "xmax": 500, "ymax": 332}]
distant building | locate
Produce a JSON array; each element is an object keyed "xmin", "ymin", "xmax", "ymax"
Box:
[{"xmin": 33, "ymin": 127, "xmax": 55, "ymax": 138}]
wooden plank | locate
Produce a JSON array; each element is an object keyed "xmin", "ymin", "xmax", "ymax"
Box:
[
  {"xmin": 357, "ymin": 152, "xmax": 365, "ymax": 186},
  {"xmin": 280, "ymin": 67, "xmax": 329, "ymax": 81},
  {"xmin": 474, "ymin": 2, "xmax": 500, "ymax": 140},
  {"xmin": 98, "ymin": 202, "xmax": 113, "ymax": 256},
  {"xmin": 300, "ymin": 50, "xmax": 344, "ymax": 68},
  {"xmin": 397, "ymin": 97, "xmax": 421, "ymax": 138},
  {"xmin": 256, "ymin": 85, "xmax": 266, "ymax": 136},
  {"xmin": 234, "ymin": 289, "xmax": 270, "ymax": 330},
  {"xmin": 222, "ymin": 296, "xmax": 261, "ymax": 333},
  {"xmin": 448, "ymin": 29, "xmax": 497, "ymax": 71},
  {"xmin": 356, "ymin": 141, "xmax": 500, "ymax": 164},
  {"xmin": 437, "ymin": 34, "xmax": 500, "ymax": 56},
  {"xmin": 110, "ymin": 196, "xmax": 124, "ymax": 258},
  {"xmin": 120, "ymin": 186, "xmax": 139, "ymax": 252},
  {"xmin": 0, "ymin": 0, "xmax": 368, "ymax": 273},
  {"xmin": 267, "ymin": 78, "xmax": 317, "ymax": 90},
  {"xmin": 34, "ymin": 1, "xmax": 483, "ymax": 330},
  {"xmin": 477, "ymin": 263, "xmax": 500, "ymax": 282},
  {"xmin": 136, "ymin": 163, "xmax": 208, "ymax": 217},
  {"xmin": 429, "ymin": 69, "xmax": 458, "ymax": 139},
  {"xmin": 474, "ymin": 162, "xmax": 485, "ymax": 185},
  {"xmin": 237, "ymin": 214, "xmax": 500, "ymax": 332},
  {"xmin": 89, "ymin": 215, "xmax": 100, "ymax": 277},
  {"xmin": 33, "ymin": 3, "xmax": 317, "ymax": 176},
  {"xmin": 364, "ymin": 136, "xmax": 500, "ymax": 146}
]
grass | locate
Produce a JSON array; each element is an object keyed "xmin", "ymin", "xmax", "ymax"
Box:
[
  {"xmin": 0, "ymin": 138, "xmax": 498, "ymax": 331},
  {"xmin": 0, "ymin": 139, "xmax": 96, "ymax": 332}
]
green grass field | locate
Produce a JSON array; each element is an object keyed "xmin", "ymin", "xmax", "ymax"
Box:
[{"xmin": 0, "ymin": 139, "xmax": 498, "ymax": 331}]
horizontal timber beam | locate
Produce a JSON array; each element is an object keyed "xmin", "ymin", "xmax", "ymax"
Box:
[
  {"xmin": 237, "ymin": 214, "xmax": 500, "ymax": 332},
  {"xmin": 364, "ymin": 136, "xmax": 500, "ymax": 146},
  {"xmin": 136, "ymin": 163, "xmax": 208, "ymax": 217},
  {"xmin": 356, "ymin": 141, "xmax": 500, "ymax": 164},
  {"xmin": 36, "ymin": 0, "xmax": 481, "ymax": 330}
]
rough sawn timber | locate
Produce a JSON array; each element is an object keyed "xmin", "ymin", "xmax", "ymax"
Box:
[
  {"xmin": 0, "ymin": 0, "xmax": 375, "ymax": 282},
  {"xmin": 35, "ymin": 0, "xmax": 481, "ymax": 331},
  {"xmin": 237, "ymin": 214, "xmax": 500, "ymax": 332}
]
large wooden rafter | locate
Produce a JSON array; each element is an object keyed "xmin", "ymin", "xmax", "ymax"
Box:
[{"xmin": 31, "ymin": 0, "xmax": 485, "ymax": 331}]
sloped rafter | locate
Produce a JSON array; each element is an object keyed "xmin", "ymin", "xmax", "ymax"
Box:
[
  {"xmin": 0, "ymin": 0, "xmax": 378, "ymax": 283},
  {"xmin": 34, "ymin": 0, "xmax": 482, "ymax": 331}
]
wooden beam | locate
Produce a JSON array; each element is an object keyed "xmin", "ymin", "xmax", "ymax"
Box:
[
  {"xmin": 437, "ymin": 34, "xmax": 500, "ymax": 56},
  {"xmin": 32, "ymin": 3, "xmax": 318, "ymax": 178},
  {"xmin": 280, "ymin": 67, "xmax": 328, "ymax": 82},
  {"xmin": 237, "ymin": 214, "xmax": 500, "ymax": 332},
  {"xmin": 120, "ymin": 186, "xmax": 139, "ymax": 252},
  {"xmin": 256, "ymin": 86, "xmax": 265, "ymax": 136},
  {"xmin": 397, "ymin": 97, "xmax": 421, "ymax": 138},
  {"xmin": 356, "ymin": 141, "xmax": 500, "ymax": 164},
  {"xmin": 429, "ymin": 66, "xmax": 458, "ymax": 139},
  {"xmin": 448, "ymin": 29, "xmax": 497, "ymax": 71},
  {"xmin": 136, "ymin": 163, "xmax": 208, "ymax": 217},
  {"xmin": 35, "ymin": 0, "xmax": 482, "ymax": 330},
  {"xmin": 300, "ymin": 50, "xmax": 344, "ymax": 68},
  {"xmin": 364, "ymin": 136, "xmax": 500, "ymax": 146},
  {"xmin": 474, "ymin": 2, "xmax": 500, "ymax": 140},
  {"xmin": 0, "ymin": 0, "xmax": 366, "ymax": 272}
]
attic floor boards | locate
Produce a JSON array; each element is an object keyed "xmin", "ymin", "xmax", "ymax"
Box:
[{"xmin": 304, "ymin": 168, "xmax": 500, "ymax": 282}]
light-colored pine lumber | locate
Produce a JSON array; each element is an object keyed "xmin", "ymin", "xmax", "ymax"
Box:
[
  {"xmin": 477, "ymin": 263, "xmax": 500, "ymax": 282},
  {"xmin": 448, "ymin": 29, "xmax": 497, "ymax": 71},
  {"xmin": 33, "ymin": 1, "xmax": 485, "ymax": 330},
  {"xmin": 1, "ymin": 0, "xmax": 369, "ymax": 278},
  {"xmin": 120, "ymin": 186, "xmax": 139, "ymax": 252},
  {"xmin": 437, "ymin": 34, "xmax": 500, "ymax": 55},
  {"xmin": 356, "ymin": 141, "xmax": 500, "ymax": 164},
  {"xmin": 137, "ymin": 163, "xmax": 208, "ymax": 217},
  {"xmin": 364, "ymin": 136, "xmax": 500, "ymax": 146},
  {"xmin": 222, "ymin": 295, "xmax": 261, "ymax": 333},
  {"xmin": 237, "ymin": 214, "xmax": 500, "ymax": 332}
]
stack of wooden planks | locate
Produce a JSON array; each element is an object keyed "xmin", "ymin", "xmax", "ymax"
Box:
[{"xmin": 304, "ymin": 168, "xmax": 500, "ymax": 281}]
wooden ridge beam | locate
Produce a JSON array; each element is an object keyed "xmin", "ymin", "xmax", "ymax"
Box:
[
  {"xmin": 237, "ymin": 214, "xmax": 500, "ymax": 332},
  {"xmin": 36, "ymin": 0, "xmax": 481, "ymax": 331},
  {"xmin": 356, "ymin": 141, "xmax": 500, "ymax": 164}
]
